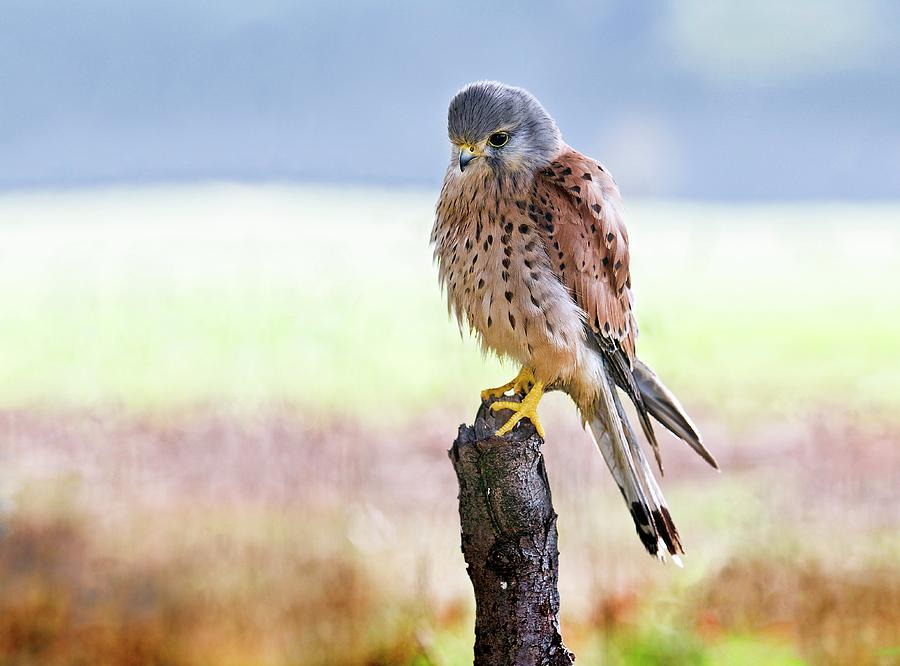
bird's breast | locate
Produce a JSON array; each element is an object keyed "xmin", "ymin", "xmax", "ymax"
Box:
[{"xmin": 432, "ymin": 176, "xmax": 586, "ymax": 382}]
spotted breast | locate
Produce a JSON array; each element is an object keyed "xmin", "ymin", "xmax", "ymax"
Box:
[{"xmin": 431, "ymin": 167, "xmax": 587, "ymax": 388}]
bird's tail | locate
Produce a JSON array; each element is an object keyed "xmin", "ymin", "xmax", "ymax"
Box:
[{"xmin": 584, "ymin": 357, "xmax": 684, "ymax": 562}]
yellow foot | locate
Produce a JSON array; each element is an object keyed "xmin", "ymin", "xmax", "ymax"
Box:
[
  {"xmin": 490, "ymin": 380, "xmax": 545, "ymax": 439},
  {"xmin": 480, "ymin": 366, "xmax": 536, "ymax": 402}
]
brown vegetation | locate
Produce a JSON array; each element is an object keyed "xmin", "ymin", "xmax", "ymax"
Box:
[{"xmin": 0, "ymin": 406, "xmax": 897, "ymax": 664}]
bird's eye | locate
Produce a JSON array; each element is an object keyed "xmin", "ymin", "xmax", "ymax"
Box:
[{"xmin": 488, "ymin": 132, "xmax": 509, "ymax": 148}]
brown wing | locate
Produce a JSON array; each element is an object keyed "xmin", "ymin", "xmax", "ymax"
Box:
[
  {"xmin": 533, "ymin": 147, "xmax": 637, "ymax": 360},
  {"xmin": 533, "ymin": 148, "xmax": 670, "ymax": 471},
  {"xmin": 533, "ymin": 150, "xmax": 716, "ymax": 475}
]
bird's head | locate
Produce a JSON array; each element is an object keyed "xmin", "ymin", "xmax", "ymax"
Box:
[{"xmin": 447, "ymin": 81, "xmax": 562, "ymax": 176}]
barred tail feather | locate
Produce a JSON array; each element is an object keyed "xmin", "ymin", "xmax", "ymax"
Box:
[{"xmin": 586, "ymin": 360, "xmax": 684, "ymax": 561}]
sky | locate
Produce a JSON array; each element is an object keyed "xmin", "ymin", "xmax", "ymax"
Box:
[{"xmin": 1, "ymin": 0, "xmax": 899, "ymax": 199}]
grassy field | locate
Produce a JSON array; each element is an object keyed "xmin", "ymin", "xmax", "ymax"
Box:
[
  {"xmin": 0, "ymin": 185, "xmax": 898, "ymax": 420},
  {"xmin": 0, "ymin": 185, "xmax": 898, "ymax": 665}
]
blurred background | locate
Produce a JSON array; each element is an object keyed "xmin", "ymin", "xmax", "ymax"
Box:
[{"xmin": 1, "ymin": 2, "xmax": 898, "ymax": 664}]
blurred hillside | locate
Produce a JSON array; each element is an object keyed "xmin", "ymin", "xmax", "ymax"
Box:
[{"xmin": 2, "ymin": 0, "xmax": 899, "ymax": 199}]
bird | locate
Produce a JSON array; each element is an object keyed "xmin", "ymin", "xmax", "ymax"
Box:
[{"xmin": 431, "ymin": 81, "xmax": 718, "ymax": 561}]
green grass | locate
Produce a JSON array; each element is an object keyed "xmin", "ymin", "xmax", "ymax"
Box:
[
  {"xmin": 0, "ymin": 185, "xmax": 898, "ymax": 422},
  {"xmin": 427, "ymin": 626, "xmax": 807, "ymax": 666},
  {"xmin": 571, "ymin": 630, "xmax": 806, "ymax": 665}
]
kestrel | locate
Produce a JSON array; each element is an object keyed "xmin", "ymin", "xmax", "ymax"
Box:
[{"xmin": 431, "ymin": 82, "xmax": 718, "ymax": 560}]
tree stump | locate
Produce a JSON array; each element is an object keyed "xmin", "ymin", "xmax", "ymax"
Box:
[{"xmin": 449, "ymin": 399, "xmax": 576, "ymax": 665}]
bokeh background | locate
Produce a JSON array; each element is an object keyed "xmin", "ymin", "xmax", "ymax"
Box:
[{"xmin": 1, "ymin": 2, "xmax": 899, "ymax": 664}]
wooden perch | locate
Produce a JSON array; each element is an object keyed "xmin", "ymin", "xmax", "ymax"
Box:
[{"xmin": 449, "ymin": 399, "xmax": 576, "ymax": 666}]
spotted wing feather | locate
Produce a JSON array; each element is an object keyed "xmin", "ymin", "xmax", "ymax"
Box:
[
  {"xmin": 534, "ymin": 150, "xmax": 636, "ymax": 358},
  {"xmin": 533, "ymin": 149, "xmax": 663, "ymax": 470}
]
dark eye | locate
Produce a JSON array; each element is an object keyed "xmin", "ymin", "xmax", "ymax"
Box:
[{"xmin": 487, "ymin": 132, "xmax": 509, "ymax": 148}]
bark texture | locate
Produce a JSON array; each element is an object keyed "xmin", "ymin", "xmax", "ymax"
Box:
[{"xmin": 449, "ymin": 399, "xmax": 576, "ymax": 666}]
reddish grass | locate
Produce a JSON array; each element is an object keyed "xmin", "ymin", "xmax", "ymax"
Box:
[
  {"xmin": 695, "ymin": 556, "xmax": 900, "ymax": 665},
  {"xmin": 0, "ymin": 406, "xmax": 897, "ymax": 664},
  {"xmin": 0, "ymin": 514, "xmax": 441, "ymax": 665}
]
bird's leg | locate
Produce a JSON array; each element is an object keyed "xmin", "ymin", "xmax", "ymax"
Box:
[
  {"xmin": 480, "ymin": 366, "xmax": 536, "ymax": 402},
  {"xmin": 490, "ymin": 377, "xmax": 545, "ymax": 439}
]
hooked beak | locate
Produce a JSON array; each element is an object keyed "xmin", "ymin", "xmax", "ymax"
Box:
[{"xmin": 458, "ymin": 145, "xmax": 480, "ymax": 172}]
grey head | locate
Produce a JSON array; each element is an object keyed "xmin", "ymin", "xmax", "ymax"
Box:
[{"xmin": 447, "ymin": 81, "xmax": 562, "ymax": 175}]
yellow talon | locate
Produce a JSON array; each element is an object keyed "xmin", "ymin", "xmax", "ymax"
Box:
[
  {"xmin": 480, "ymin": 366, "xmax": 536, "ymax": 402},
  {"xmin": 490, "ymin": 379, "xmax": 545, "ymax": 439}
]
